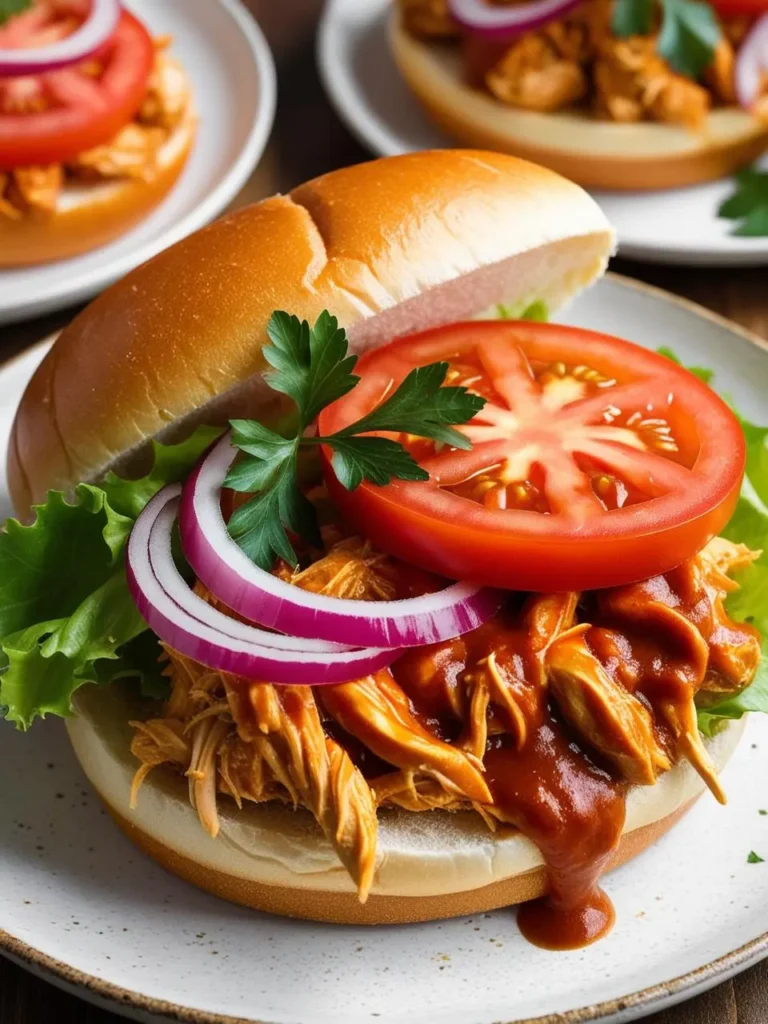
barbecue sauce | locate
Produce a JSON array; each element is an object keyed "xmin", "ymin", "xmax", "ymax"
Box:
[
  {"xmin": 485, "ymin": 720, "xmax": 626, "ymax": 950},
  {"xmin": 396, "ymin": 598, "xmax": 628, "ymax": 951}
]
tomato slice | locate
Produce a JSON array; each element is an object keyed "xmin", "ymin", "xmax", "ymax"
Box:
[
  {"xmin": 711, "ymin": 0, "xmax": 768, "ymax": 13},
  {"xmin": 318, "ymin": 321, "xmax": 745, "ymax": 592},
  {"xmin": 0, "ymin": 6, "xmax": 154, "ymax": 170}
]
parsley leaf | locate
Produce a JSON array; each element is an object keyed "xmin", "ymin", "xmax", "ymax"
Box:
[
  {"xmin": 612, "ymin": 0, "xmax": 721, "ymax": 80},
  {"xmin": 330, "ymin": 437, "xmax": 428, "ymax": 490},
  {"xmin": 657, "ymin": 0, "xmax": 721, "ymax": 79},
  {"xmin": 264, "ymin": 310, "xmax": 358, "ymax": 428},
  {"xmin": 337, "ymin": 362, "xmax": 484, "ymax": 449},
  {"xmin": 719, "ymin": 167, "xmax": 768, "ymax": 238},
  {"xmin": 0, "ymin": 426, "xmax": 219, "ymax": 729},
  {"xmin": 0, "ymin": 0, "xmax": 32, "ymax": 25},
  {"xmin": 227, "ymin": 311, "xmax": 485, "ymax": 570},
  {"xmin": 612, "ymin": 0, "xmax": 654, "ymax": 37},
  {"xmin": 748, "ymin": 851, "xmax": 765, "ymax": 863}
]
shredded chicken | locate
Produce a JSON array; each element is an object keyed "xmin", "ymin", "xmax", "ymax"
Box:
[
  {"xmin": 130, "ymin": 535, "xmax": 761, "ymax": 899},
  {"xmin": 399, "ymin": 0, "xmax": 459, "ymax": 38},
  {"xmin": 1, "ymin": 37, "xmax": 190, "ymax": 220},
  {"xmin": 487, "ymin": 35, "xmax": 588, "ymax": 112},
  {"xmin": 399, "ymin": 0, "xmax": 750, "ymax": 128}
]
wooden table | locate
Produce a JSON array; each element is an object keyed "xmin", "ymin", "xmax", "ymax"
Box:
[{"xmin": 1, "ymin": 2, "xmax": 767, "ymax": 1021}]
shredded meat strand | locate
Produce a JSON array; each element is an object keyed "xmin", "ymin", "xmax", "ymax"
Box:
[
  {"xmin": 130, "ymin": 536, "xmax": 760, "ymax": 899},
  {"xmin": 399, "ymin": 0, "xmax": 749, "ymax": 128}
]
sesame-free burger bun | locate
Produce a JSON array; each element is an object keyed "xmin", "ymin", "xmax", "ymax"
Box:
[
  {"xmin": 389, "ymin": 12, "xmax": 768, "ymax": 192},
  {"xmin": 0, "ymin": 100, "xmax": 196, "ymax": 269},
  {"xmin": 67, "ymin": 682, "xmax": 745, "ymax": 925},
  {"xmin": 8, "ymin": 148, "xmax": 614, "ymax": 515}
]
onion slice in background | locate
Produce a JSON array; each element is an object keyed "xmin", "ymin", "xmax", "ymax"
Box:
[
  {"xmin": 179, "ymin": 433, "xmax": 502, "ymax": 649},
  {"xmin": 447, "ymin": 0, "xmax": 582, "ymax": 39},
  {"xmin": 735, "ymin": 13, "xmax": 768, "ymax": 111},
  {"xmin": 127, "ymin": 485, "xmax": 401, "ymax": 686},
  {"xmin": 0, "ymin": 0, "xmax": 121, "ymax": 77}
]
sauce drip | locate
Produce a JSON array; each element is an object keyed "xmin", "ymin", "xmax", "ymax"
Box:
[
  {"xmin": 485, "ymin": 719, "xmax": 626, "ymax": 951},
  {"xmin": 395, "ymin": 597, "xmax": 629, "ymax": 951}
]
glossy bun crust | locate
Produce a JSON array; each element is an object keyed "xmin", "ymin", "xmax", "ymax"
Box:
[
  {"xmin": 67, "ymin": 683, "xmax": 746, "ymax": 925},
  {"xmin": 389, "ymin": 12, "xmax": 768, "ymax": 191},
  {"xmin": 7, "ymin": 149, "xmax": 614, "ymax": 514}
]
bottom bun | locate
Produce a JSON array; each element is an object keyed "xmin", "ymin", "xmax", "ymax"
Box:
[
  {"xmin": 68, "ymin": 682, "xmax": 745, "ymax": 925},
  {"xmin": 0, "ymin": 106, "xmax": 195, "ymax": 268},
  {"xmin": 389, "ymin": 13, "xmax": 768, "ymax": 192}
]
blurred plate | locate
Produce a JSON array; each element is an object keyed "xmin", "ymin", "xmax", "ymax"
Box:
[
  {"xmin": 0, "ymin": 0, "xmax": 276, "ymax": 326},
  {"xmin": 318, "ymin": 0, "xmax": 768, "ymax": 267},
  {"xmin": 2, "ymin": 276, "xmax": 768, "ymax": 1024}
]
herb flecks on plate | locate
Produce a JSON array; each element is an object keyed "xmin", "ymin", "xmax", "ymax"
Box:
[{"xmin": 226, "ymin": 311, "xmax": 486, "ymax": 571}]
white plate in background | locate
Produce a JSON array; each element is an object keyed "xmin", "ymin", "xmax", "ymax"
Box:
[
  {"xmin": 317, "ymin": 0, "xmax": 768, "ymax": 267},
  {"xmin": 2, "ymin": 276, "xmax": 768, "ymax": 1024},
  {"xmin": 0, "ymin": 0, "xmax": 276, "ymax": 327}
]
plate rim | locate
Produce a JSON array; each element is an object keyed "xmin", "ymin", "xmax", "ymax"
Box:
[
  {"xmin": 0, "ymin": 0, "xmax": 278, "ymax": 325},
  {"xmin": 316, "ymin": 0, "xmax": 768, "ymax": 268},
  {"xmin": 1, "ymin": 272, "xmax": 768, "ymax": 1024}
]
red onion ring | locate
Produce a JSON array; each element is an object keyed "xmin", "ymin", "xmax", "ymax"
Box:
[
  {"xmin": 0, "ymin": 0, "xmax": 121, "ymax": 77},
  {"xmin": 179, "ymin": 433, "xmax": 502, "ymax": 649},
  {"xmin": 447, "ymin": 0, "xmax": 582, "ymax": 39},
  {"xmin": 127, "ymin": 485, "xmax": 401, "ymax": 686},
  {"xmin": 735, "ymin": 13, "xmax": 768, "ymax": 111}
]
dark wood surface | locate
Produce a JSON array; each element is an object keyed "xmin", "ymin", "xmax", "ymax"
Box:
[{"xmin": 1, "ymin": 1, "xmax": 767, "ymax": 1021}]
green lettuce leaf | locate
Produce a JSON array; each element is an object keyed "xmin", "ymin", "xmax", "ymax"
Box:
[
  {"xmin": 0, "ymin": 427, "xmax": 220, "ymax": 729},
  {"xmin": 698, "ymin": 481, "xmax": 768, "ymax": 736},
  {"xmin": 657, "ymin": 350, "xmax": 768, "ymax": 733}
]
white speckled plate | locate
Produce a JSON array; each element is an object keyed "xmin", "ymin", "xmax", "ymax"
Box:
[
  {"xmin": 0, "ymin": 0, "xmax": 276, "ymax": 327},
  {"xmin": 2, "ymin": 275, "xmax": 768, "ymax": 1023},
  {"xmin": 317, "ymin": 0, "xmax": 768, "ymax": 267}
]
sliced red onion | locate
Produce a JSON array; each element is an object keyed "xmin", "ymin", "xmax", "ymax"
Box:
[
  {"xmin": 179, "ymin": 433, "xmax": 502, "ymax": 649},
  {"xmin": 735, "ymin": 13, "xmax": 768, "ymax": 111},
  {"xmin": 447, "ymin": 0, "xmax": 582, "ymax": 39},
  {"xmin": 0, "ymin": 0, "xmax": 121, "ymax": 77},
  {"xmin": 127, "ymin": 485, "xmax": 401, "ymax": 686}
]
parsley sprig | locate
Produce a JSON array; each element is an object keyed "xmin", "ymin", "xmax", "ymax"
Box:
[
  {"xmin": 719, "ymin": 167, "xmax": 768, "ymax": 238},
  {"xmin": 225, "ymin": 311, "xmax": 485, "ymax": 570},
  {"xmin": 0, "ymin": 0, "xmax": 32, "ymax": 25},
  {"xmin": 612, "ymin": 0, "xmax": 722, "ymax": 80}
]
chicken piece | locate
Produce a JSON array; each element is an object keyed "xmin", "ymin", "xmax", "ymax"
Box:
[
  {"xmin": 486, "ymin": 34, "xmax": 587, "ymax": 112},
  {"xmin": 281, "ymin": 536, "xmax": 397, "ymax": 601},
  {"xmin": 659, "ymin": 697, "xmax": 726, "ymax": 803},
  {"xmin": 398, "ymin": 0, "xmax": 459, "ymax": 38},
  {"xmin": 4, "ymin": 164, "xmax": 62, "ymax": 216},
  {"xmin": 236, "ymin": 682, "xmax": 380, "ymax": 899},
  {"xmin": 547, "ymin": 630, "xmax": 672, "ymax": 785},
  {"xmin": 321, "ymin": 670, "xmax": 492, "ymax": 804},
  {"xmin": 594, "ymin": 37, "xmax": 710, "ymax": 129},
  {"xmin": 186, "ymin": 715, "xmax": 231, "ymax": 836},
  {"xmin": 0, "ymin": 173, "xmax": 22, "ymax": 220},
  {"xmin": 705, "ymin": 37, "xmax": 737, "ymax": 104},
  {"xmin": 68, "ymin": 122, "xmax": 166, "ymax": 182},
  {"xmin": 372, "ymin": 771, "xmax": 469, "ymax": 811},
  {"xmin": 129, "ymin": 717, "xmax": 190, "ymax": 808},
  {"xmin": 139, "ymin": 43, "xmax": 190, "ymax": 132}
]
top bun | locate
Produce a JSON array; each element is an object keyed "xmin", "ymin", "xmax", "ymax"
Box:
[{"xmin": 8, "ymin": 150, "xmax": 614, "ymax": 514}]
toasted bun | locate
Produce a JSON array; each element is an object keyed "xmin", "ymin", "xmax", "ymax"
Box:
[
  {"xmin": 7, "ymin": 149, "xmax": 614, "ymax": 514},
  {"xmin": 390, "ymin": 13, "xmax": 768, "ymax": 191},
  {"xmin": 0, "ymin": 102, "xmax": 196, "ymax": 270},
  {"xmin": 66, "ymin": 682, "xmax": 745, "ymax": 925}
]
